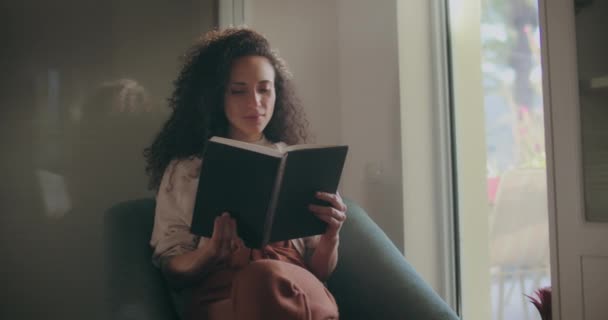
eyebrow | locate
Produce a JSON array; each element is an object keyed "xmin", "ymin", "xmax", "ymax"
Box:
[{"xmin": 229, "ymin": 80, "xmax": 273, "ymax": 86}]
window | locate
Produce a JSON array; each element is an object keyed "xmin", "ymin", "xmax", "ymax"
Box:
[{"xmin": 448, "ymin": 0, "xmax": 551, "ymax": 319}]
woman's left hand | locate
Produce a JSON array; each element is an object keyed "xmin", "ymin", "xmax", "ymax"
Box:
[{"xmin": 309, "ymin": 192, "xmax": 347, "ymax": 240}]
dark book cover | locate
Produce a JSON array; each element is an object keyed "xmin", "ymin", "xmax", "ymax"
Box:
[
  {"xmin": 268, "ymin": 147, "xmax": 348, "ymax": 243},
  {"xmin": 190, "ymin": 141, "xmax": 281, "ymax": 248},
  {"xmin": 190, "ymin": 137, "xmax": 348, "ymax": 248}
]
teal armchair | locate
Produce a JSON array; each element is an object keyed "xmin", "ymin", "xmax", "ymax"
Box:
[{"xmin": 105, "ymin": 198, "xmax": 460, "ymax": 319}]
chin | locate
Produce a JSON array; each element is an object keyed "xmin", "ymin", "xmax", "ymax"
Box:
[
  {"xmin": 246, "ymin": 126, "xmax": 266, "ymax": 136},
  {"xmin": 241, "ymin": 130, "xmax": 264, "ymax": 140},
  {"xmin": 233, "ymin": 122, "xmax": 267, "ymax": 140}
]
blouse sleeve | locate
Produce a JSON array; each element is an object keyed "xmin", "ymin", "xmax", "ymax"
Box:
[
  {"xmin": 149, "ymin": 158, "xmax": 203, "ymax": 268},
  {"xmin": 303, "ymin": 235, "xmax": 322, "ymax": 264}
]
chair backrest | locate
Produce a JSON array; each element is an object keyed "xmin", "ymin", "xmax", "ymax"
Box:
[{"xmin": 104, "ymin": 198, "xmax": 179, "ymax": 320}]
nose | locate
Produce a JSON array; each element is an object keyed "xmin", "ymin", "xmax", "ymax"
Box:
[{"xmin": 245, "ymin": 91, "xmax": 262, "ymax": 109}]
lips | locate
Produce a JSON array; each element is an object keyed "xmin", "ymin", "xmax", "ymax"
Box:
[{"xmin": 244, "ymin": 114, "xmax": 265, "ymax": 119}]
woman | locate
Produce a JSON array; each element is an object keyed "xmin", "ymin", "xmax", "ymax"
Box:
[{"xmin": 144, "ymin": 28, "xmax": 346, "ymax": 319}]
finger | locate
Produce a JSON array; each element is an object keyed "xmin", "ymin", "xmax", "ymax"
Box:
[
  {"xmin": 211, "ymin": 216, "xmax": 222, "ymax": 240},
  {"xmin": 223, "ymin": 216, "xmax": 231, "ymax": 235},
  {"xmin": 309, "ymin": 204, "xmax": 346, "ymax": 221},
  {"xmin": 227, "ymin": 216, "xmax": 241, "ymax": 251},
  {"xmin": 210, "ymin": 216, "xmax": 225, "ymax": 259},
  {"xmin": 217, "ymin": 213, "xmax": 228, "ymax": 239},
  {"xmin": 311, "ymin": 212, "xmax": 343, "ymax": 235},
  {"xmin": 230, "ymin": 219, "xmax": 246, "ymax": 249},
  {"xmin": 316, "ymin": 192, "xmax": 347, "ymax": 212},
  {"xmin": 335, "ymin": 192, "xmax": 347, "ymax": 212},
  {"xmin": 236, "ymin": 236, "xmax": 245, "ymax": 248},
  {"xmin": 219, "ymin": 214, "xmax": 232, "ymax": 252},
  {"xmin": 309, "ymin": 204, "xmax": 347, "ymax": 222},
  {"xmin": 228, "ymin": 218, "xmax": 236, "ymax": 236},
  {"xmin": 211, "ymin": 215, "xmax": 224, "ymax": 240},
  {"xmin": 312, "ymin": 211, "xmax": 341, "ymax": 225}
]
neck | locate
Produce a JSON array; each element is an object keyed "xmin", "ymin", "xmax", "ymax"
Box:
[{"xmin": 228, "ymin": 130, "xmax": 264, "ymax": 143}]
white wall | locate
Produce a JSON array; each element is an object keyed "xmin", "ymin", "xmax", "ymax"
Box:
[
  {"xmin": 247, "ymin": 0, "xmax": 404, "ymax": 252},
  {"xmin": 336, "ymin": 0, "xmax": 404, "ymax": 252},
  {"xmin": 247, "ymin": 0, "xmax": 341, "ymax": 145}
]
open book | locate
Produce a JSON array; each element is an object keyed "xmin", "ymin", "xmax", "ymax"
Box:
[{"xmin": 190, "ymin": 136, "xmax": 348, "ymax": 248}]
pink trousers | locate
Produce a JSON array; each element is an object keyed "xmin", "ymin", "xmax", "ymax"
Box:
[{"xmin": 187, "ymin": 260, "xmax": 339, "ymax": 320}]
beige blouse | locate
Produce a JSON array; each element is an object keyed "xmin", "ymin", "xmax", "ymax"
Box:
[{"xmin": 149, "ymin": 138, "xmax": 320, "ymax": 268}]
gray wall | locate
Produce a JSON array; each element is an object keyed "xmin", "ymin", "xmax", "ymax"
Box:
[{"xmin": 0, "ymin": 1, "xmax": 217, "ymax": 319}]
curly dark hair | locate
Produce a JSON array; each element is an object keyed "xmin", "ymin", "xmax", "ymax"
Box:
[{"xmin": 144, "ymin": 28, "xmax": 310, "ymax": 190}]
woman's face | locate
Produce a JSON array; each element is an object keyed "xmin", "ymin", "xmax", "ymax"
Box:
[{"xmin": 224, "ymin": 55, "xmax": 276, "ymax": 142}]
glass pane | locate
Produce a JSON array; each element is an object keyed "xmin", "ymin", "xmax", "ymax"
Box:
[
  {"xmin": 0, "ymin": 1, "xmax": 216, "ymax": 319},
  {"xmin": 575, "ymin": 1, "xmax": 608, "ymax": 222},
  {"xmin": 448, "ymin": 0, "xmax": 551, "ymax": 319}
]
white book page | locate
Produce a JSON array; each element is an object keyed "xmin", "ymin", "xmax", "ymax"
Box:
[
  {"xmin": 283, "ymin": 144, "xmax": 342, "ymax": 152},
  {"xmin": 210, "ymin": 136, "xmax": 283, "ymax": 157}
]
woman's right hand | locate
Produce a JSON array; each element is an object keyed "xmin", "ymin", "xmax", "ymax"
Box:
[
  {"xmin": 206, "ymin": 212, "xmax": 244, "ymax": 263},
  {"xmin": 162, "ymin": 212, "xmax": 244, "ymax": 287}
]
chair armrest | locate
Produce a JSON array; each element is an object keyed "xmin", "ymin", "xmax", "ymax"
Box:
[{"xmin": 327, "ymin": 199, "xmax": 460, "ymax": 319}]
